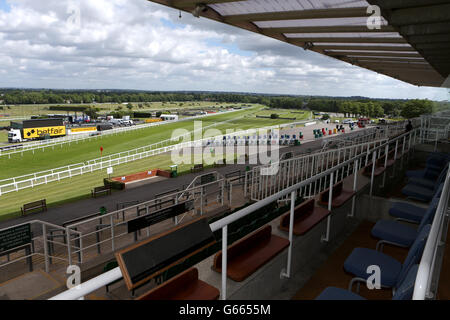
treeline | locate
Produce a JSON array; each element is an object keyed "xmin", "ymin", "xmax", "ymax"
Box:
[
  {"xmin": 0, "ymin": 90, "xmax": 268, "ymax": 105},
  {"xmin": 270, "ymin": 97, "xmax": 440, "ymax": 119},
  {"xmin": 0, "ymin": 89, "xmax": 447, "ymax": 119}
]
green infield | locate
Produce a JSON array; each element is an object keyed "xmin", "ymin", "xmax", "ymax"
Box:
[
  {"xmin": 0, "ymin": 107, "xmax": 265, "ymax": 179},
  {"xmin": 0, "ymin": 106, "xmax": 304, "ymax": 180}
]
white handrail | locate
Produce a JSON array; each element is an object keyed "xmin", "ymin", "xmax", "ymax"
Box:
[{"xmin": 413, "ymin": 167, "xmax": 450, "ymax": 300}]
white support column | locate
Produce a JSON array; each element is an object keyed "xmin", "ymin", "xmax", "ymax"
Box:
[
  {"xmin": 370, "ymin": 151, "xmax": 377, "ymax": 197},
  {"xmin": 221, "ymin": 225, "xmax": 228, "ymax": 300},
  {"xmin": 42, "ymin": 224, "xmax": 49, "ymax": 273},
  {"xmin": 110, "ymin": 215, "xmax": 115, "ymax": 251},
  {"xmin": 349, "ymin": 159, "xmax": 359, "ymax": 218},
  {"xmin": 281, "ymin": 190, "xmax": 296, "ymax": 279},
  {"xmin": 321, "ymin": 172, "xmax": 334, "ymax": 243}
]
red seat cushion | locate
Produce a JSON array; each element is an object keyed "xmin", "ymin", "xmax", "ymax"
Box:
[
  {"xmin": 279, "ymin": 205, "xmax": 330, "ymax": 236},
  {"xmin": 213, "ymin": 226, "xmax": 290, "ymax": 282},
  {"xmin": 137, "ymin": 268, "xmax": 219, "ymax": 300}
]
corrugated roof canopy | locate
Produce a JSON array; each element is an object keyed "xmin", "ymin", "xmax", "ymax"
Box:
[{"xmin": 148, "ymin": 0, "xmax": 450, "ymax": 88}]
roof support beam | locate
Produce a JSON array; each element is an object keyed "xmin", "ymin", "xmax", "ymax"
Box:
[
  {"xmin": 415, "ymin": 42, "xmax": 450, "ymax": 50},
  {"xmin": 325, "ymin": 51, "xmax": 422, "ymax": 58},
  {"xmin": 400, "ymin": 22, "xmax": 450, "ymax": 36},
  {"xmin": 314, "ymin": 45, "xmax": 415, "ymax": 52},
  {"xmin": 341, "ymin": 57, "xmax": 426, "ymax": 63},
  {"xmin": 173, "ymin": 0, "xmax": 240, "ymax": 9},
  {"xmin": 358, "ymin": 63, "xmax": 435, "ymax": 71},
  {"xmin": 288, "ymin": 37, "xmax": 407, "ymax": 44},
  {"xmin": 223, "ymin": 7, "xmax": 369, "ymax": 23},
  {"xmin": 262, "ymin": 26, "xmax": 396, "ymax": 35},
  {"xmin": 389, "ymin": 4, "xmax": 450, "ymax": 26},
  {"xmin": 408, "ymin": 33, "xmax": 450, "ymax": 43},
  {"xmin": 367, "ymin": 0, "xmax": 450, "ymax": 10}
]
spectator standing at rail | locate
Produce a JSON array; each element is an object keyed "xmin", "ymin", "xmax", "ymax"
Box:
[{"xmin": 406, "ymin": 120, "xmax": 413, "ymax": 132}]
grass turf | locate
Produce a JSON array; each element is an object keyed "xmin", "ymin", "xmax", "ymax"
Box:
[{"xmin": 0, "ymin": 107, "xmax": 274, "ymax": 179}]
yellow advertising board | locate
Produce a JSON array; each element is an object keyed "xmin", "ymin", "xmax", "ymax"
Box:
[
  {"xmin": 24, "ymin": 126, "xmax": 66, "ymax": 139},
  {"xmin": 70, "ymin": 127, "xmax": 97, "ymax": 133},
  {"xmin": 145, "ymin": 119, "xmax": 162, "ymax": 123}
]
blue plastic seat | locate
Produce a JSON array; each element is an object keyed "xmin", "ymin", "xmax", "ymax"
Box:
[
  {"xmin": 401, "ymin": 185, "xmax": 436, "ymax": 202},
  {"xmin": 402, "ymin": 170, "xmax": 445, "ymax": 202},
  {"xmin": 372, "ymin": 194, "xmax": 440, "ymax": 249},
  {"xmin": 316, "ymin": 287, "xmax": 366, "ymax": 300},
  {"xmin": 406, "ymin": 168, "xmax": 439, "ymax": 179},
  {"xmin": 343, "ymin": 225, "xmax": 430, "ymax": 289},
  {"xmin": 407, "ymin": 177, "xmax": 436, "ymax": 190},
  {"xmin": 408, "ymin": 166, "xmax": 448, "ymax": 190},
  {"xmin": 389, "ymin": 202, "xmax": 427, "ymax": 223},
  {"xmin": 316, "ymin": 265, "xmax": 419, "ymax": 300}
]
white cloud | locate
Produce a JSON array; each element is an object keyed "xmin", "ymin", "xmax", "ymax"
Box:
[{"xmin": 0, "ymin": 0, "xmax": 447, "ymax": 100}]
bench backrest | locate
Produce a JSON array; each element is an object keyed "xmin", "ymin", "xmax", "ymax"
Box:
[
  {"xmin": 94, "ymin": 186, "xmax": 110, "ymax": 192},
  {"xmin": 23, "ymin": 200, "xmax": 46, "ymax": 210},
  {"xmin": 320, "ymin": 181, "xmax": 343, "ymax": 203},
  {"xmin": 214, "ymin": 225, "xmax": 272, "ymax": 269},
  {"xmin": 280, "ymin": 198, "xmax": 315, "ymax": 228},
  {"xmin": 137, "ymin": 268, "xmax": 198, "ymax": 300}
]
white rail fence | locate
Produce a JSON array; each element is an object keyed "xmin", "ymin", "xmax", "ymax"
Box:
[{"xmin": 0, "ymin": 122, "xmax": 282, "ymax": 196}]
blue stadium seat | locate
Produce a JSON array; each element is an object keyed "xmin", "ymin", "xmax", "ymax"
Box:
[
  {"xmin": 315, "ymin": 287, "xmax": 366, "ymax": 300},
  {"xmin": 389, "ymin": 202, "xmax": 428, "ymax": 223},
  {"xmin": 406, "ymin": 156, "xmax": 449, "ymax": 180},
  {"xmin": 407, "ymin": 166, "xmax": 448, "ymax": 190},
  {"xmin": 372, "ymin": 193, "xmax": 440, "ymax": 249},
  {"xmin": 343, "ymin": 225, "xmax": 430, "ymax": 290},
  {"xmin": 316, "ymin": 265, "xmax": 419, "ymax": 300},
  {"xmin": 402, "ymin": 171, "xmax": 446, "ymax": 202}
]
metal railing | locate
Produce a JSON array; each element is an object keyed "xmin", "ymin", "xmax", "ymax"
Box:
[
  {"xmin": 50, "ymin": 128, "xmax": 420, "ymax": 300},
  {"xmin": 413, "ymin": 167, "xmax": 450, "ymax": 300},
  {"xmin": 0, "ymin": 220, "xmax": 79, "ymax": 274},
  {"xmin": 62, "ymin": 177, "xmax": 227, "ymax": 266}
]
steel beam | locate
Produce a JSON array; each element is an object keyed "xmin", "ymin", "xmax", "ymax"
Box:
[{"xmin": 224, "ymin": 7, "xmax": 369, "ymax": 23}]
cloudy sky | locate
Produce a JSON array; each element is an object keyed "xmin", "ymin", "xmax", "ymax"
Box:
[{"xmin": 0, "ymin": 0, "xmax": 448, "ymax": 100}]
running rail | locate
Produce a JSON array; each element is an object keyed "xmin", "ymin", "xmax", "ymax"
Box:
[
  {"xmin": 50, "ymin": 129, "xmax": 418, "ymax": 300},
  {"xmin": 413, "ymin": 167, "xmax": 450, "ymax": 300}
]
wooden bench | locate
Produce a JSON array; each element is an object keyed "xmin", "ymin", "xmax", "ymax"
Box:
[
  {"xmin": 91, "ymin": 186, "xmax": 112, "ymax": 198},
  {"xmin": 212, "ymin": 225, "xmax": 289, "ymax": 282},
  {"xmin": 318, "ymin": 180, "xmax": 356, "ymax": 208},
  {"xmin": 21, "ymin": 199, "xmax": 47, "ymax": 216},
  {"xmin": 279, "ymin": 198, "xmax": 331, "ymax": 236},
  {"xmin": 137, "ymin": 268, "xmax": 219, "ymax": 300},
  {"xmin": 191, "ymin": 164, "xmax": 204, "ymax": 173}
]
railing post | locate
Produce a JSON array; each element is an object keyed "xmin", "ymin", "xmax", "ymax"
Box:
[
  {"xmin": 221, "ymin": 225, "xmax": 228, "ymax": 300},
  {"xmin": 42, "ymin": 224, "xmax": 49, "ymax": 273},
  {"xmin": 281, "ymin": 190, "xmax": 296, "ymax": 279},
  {"xmin": 321, "ymin": 172, "xmax": 334, "ymax": 243},
  {"xmin": 110, "ymin": 215, "xmax": 115, "ymax": 251},
  {"xmin": 370, "ymin": 151, "xmax": 377, "ymax": 197},
  {"xmin": 66, "ymin": 226, "xmax": 72, "ymax": 267},
  {"xmin": 349, "ymin": 159, "xmax": 358, "ymax": 218}
]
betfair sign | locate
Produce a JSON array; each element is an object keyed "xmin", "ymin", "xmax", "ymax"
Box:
[{"xmin": 24, "ymin": 126, "xmax": 66, "ymax": 138}]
